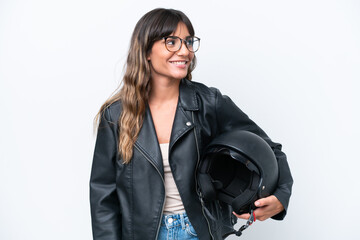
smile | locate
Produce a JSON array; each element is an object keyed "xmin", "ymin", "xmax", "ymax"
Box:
[{"xmin": 169, "ymin": 61, "xmax": 188, "ymax": 65}]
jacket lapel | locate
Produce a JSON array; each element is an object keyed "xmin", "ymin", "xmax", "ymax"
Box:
[
  {"xmin": 169, "ymin": 79, "xmax": 199, "ymax": 150},
  {"xmin": 135, "ymin": 106, "xmax": 164, "ymax": 176},
  {"xmin": 134, "ymin": 79, "xmax": 199, "ymax": 174}
]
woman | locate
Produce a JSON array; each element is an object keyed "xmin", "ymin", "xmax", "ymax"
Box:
[{"xmin": 90, "ymin": 8, "xmax": 293, "ymax": 240}]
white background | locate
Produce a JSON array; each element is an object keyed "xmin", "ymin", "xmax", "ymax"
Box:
[{"xmin": 1, "ymin": 0, "xmax": 359, "ymax": 239}]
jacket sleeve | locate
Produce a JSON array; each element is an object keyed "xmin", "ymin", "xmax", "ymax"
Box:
[
  {"xmin": 90, "ymin": 108, "xmax": 122, "ymax": 239},
  {"xmin": 213, "ymin": 88, "xmax": 293, "ymax": 220}
]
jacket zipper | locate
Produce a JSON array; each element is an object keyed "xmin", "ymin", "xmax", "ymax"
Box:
[
  {"xmin": 134, "ymin": 144, "xmax": 165, "ymax": 240},
  {"xmin": 192, "ymin": 112, "xmax": 215, "ymax": 240}
]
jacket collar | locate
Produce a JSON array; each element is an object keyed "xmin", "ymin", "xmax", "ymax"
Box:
[{"xmin": 178, "ymin": 79, "xmax": 199, "ymax": 111}]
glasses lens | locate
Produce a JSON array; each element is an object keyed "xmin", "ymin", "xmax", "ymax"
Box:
[
  {"xmin": 164, "ymin": 36, "xmax": 200, "ymax": 52},
  {"xmin": 165, "ymin": 37, "xmax": 181, "ymax": 52},
  {"xmin": 186, "ymin": 37, "xmax": 200, "ymax": 52}
]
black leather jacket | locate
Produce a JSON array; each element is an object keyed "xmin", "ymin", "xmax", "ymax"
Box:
[{"xmin": 90, "ymin": 79, "xmax": 293, "ymax": 240}]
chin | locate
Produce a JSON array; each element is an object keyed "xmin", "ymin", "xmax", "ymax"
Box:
[
  {"xmin": 173, "ymin": 75, "xmax": 188, "ymax": 80},
  {"xmin": 173, "ymin": 72, "xmax": 189, "ymax": 80}
]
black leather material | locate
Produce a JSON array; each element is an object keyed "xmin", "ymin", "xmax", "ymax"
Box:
[{"xmin": 90, "ymin": 79, "xmax": 293, "ymax": 240}]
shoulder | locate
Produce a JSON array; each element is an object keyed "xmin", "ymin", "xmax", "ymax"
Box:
[
  {"xmin": 102, "ymin": 100, "xmax": 122, "ymax": 124},
  {"xmin": 182, "ymin": 79, "xmax": 220, "ymax": 100}
]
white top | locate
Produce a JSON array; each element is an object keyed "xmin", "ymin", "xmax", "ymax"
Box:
[{"xmin": 159, "ymin": 143, "xmax": 185, "ymax": 214}]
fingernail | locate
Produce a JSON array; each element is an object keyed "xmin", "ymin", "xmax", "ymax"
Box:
[{"xmin": 255, "ymin": 201, "xmax": 260, "ymax": 206}]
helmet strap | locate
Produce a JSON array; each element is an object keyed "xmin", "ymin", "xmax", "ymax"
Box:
[{"xmin": 234, "ymin": 209, "xmax": 256, "ymax": 237}]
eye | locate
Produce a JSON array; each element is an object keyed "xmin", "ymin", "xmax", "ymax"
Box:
[
  {"xmin": 166, "ymin": 39, "xmax": 176, "ymax": 46},
  {"xmin": 186, "ymin": 38, "xmax": 194, "ymax": 46},
  {"xmin": 186, "ymin": 40, "xmax": 194, "ymax": 46}
]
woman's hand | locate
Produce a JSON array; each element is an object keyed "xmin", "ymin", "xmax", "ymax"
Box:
[{"xmin": 233, "ymin": 195, "xmax": 284, "ymax": 221}]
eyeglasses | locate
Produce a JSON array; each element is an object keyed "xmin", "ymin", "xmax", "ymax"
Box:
[{"xmin": 162, "ymin": 36, "xmax": 200, "ymax": 53}]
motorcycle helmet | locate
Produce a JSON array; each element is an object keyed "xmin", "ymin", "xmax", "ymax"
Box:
[{"xmin": 197, "ymin": 130, "xmax": 279, "ymax": 215}]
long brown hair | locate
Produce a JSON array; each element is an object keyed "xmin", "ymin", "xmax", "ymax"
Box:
[{"xmin": 95, "ymin": 8, "xmax": 197, "ymax": 163}]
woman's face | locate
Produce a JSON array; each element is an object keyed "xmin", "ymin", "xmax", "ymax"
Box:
[{"xmin": 147, "ymin": 22, "xmax": 194, "ymax": 83}]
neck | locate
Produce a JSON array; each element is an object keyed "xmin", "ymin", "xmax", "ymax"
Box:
[{"xmin": 149, "ymin": 78, "xmax": 180, "ymax": 105}]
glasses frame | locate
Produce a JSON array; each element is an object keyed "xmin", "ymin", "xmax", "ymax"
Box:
[{"xmin": 162, "ymin": 36, "xmax": 201, "ymax": 53}]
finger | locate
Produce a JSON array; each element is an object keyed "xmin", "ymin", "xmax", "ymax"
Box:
[
  {"xmin": 255, "ymin": 195, "xmax": 275, "ymax": 207},
  {"xmin": 253, "ymin": 208, "xmax": 269, "ymax": 221},
  {"xmin": 254, "ymin": 199, "xmax": 262, "ymax": 207},
  {"xmin": 254, "ymin": 197, "xmax": 284, "ymax": 221},
  {"xmin": 232, "ymin": 212, "xmax": 250, "ymax": 220}
]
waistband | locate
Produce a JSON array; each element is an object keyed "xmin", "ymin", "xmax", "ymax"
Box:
[{"xmin": 161, "ymin": 212, "xmax": 189, "ymax": 229}]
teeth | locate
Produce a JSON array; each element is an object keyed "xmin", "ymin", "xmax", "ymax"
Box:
[{"xmin": 171, "ymin": 61, "xmax": 186, "ymax": 65}]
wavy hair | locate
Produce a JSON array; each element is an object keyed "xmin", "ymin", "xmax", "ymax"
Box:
[{"xmin": 95, "ymin": 8, "xmax": 197, "ymax": 163}]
